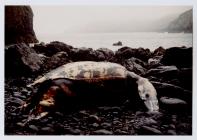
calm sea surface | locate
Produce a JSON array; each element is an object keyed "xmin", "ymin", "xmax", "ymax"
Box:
[{"xmin": 38, "ymin": 32, "xmax": 192, "ymax": 51}]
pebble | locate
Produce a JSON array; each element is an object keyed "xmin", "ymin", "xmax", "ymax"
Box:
[
  {"xmin": 101, "ymin": 122, "xmax": 112, "ymax": 129},
  {"xmin": 92, "ymin": 123, "xmax": 99, "ymax": 128},
  {"xmin": 66, "ymin": 128, "xmax": 81, "ymax": 135},
  {"xmin": 140, "ymin": 126, "xmax": 162, "ymax": 135},
  {"xmin": 11, "ymin": 98, "xmax": 24, "ymax": 105},
  {"xmin": 88, "ymin": 115, "xmax": 101, "ymax": 123},
  {"xmin": 93, "ymin": 129, "xmax": 113, "ymax": 135},
  {"xmin": 167, "ymin": 130, "xmax": 177, "ymax": 135},
  {"xmin": 29, "ymin": 125, "xmax": 39, "ymax": 131},
  {"xmin": 41, "ymin": 127, "xmax": 54, "ymax": 133},
  {"xmin": 114, "ymin": 129, "xmax": 128, "ymax": 135}
]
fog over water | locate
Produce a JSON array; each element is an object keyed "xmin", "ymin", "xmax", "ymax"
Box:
[
  {"xmin": 32, "ymin": 6, "xmax": 191, "ymax": 35},
  {"xmin": 32, "ymin": 6, "xmax": 192, "ymax": 51}
]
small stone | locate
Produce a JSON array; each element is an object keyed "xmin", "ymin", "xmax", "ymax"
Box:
[
  {"xmin": 79, "ymin": 110, "xmax": 89, "ymax": 116},
  {"xmin": 101, "ymin": 122, "xmax": 112, "ymax": 128},
  {"xmin": 92, "ymin": 123, "xmax": 99, "ymax": 128},
  {"xmin": 113, "ymin": 120, "xmax": 121, "ymax": 125},
  {"xmin": 17, "ymin": 122, "xmax": 25, "ymax": 127},
  {"xmin": 169, "ymin": 124, "xmax": 176, "ymax": 129},
  {"xmin": 88, "ymin": 115, "xmax": 101, "ymax": 123},
  {"xmin": 167, "ymin": 130, "xmax": 176, "ymax": 135},
  {"xmin": 93, "ymin": 129, "xmax": 113, "ymax": 135},
  {"xmin": 41, "ymin": 127, "xmax": 54, "ymax": 133},
  {"xmin": 140, "ymin": 126, "xmax": 162, "ymax": 135},
  {"xmin": 114, "ymin": 129, "xmax": 128, "ymax": 135},
  {"xmin": 55, "ymin": 111, "xmax": 64, "ymax": 117},
  {"xmin": 29, "ymin": 125, "xmax": 39, "ymax": 131},
  {"xmin": 66, "ymin": 128, "xmax": 81, "ymax": 135}
]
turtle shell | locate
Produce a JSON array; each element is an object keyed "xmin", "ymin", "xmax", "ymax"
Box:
[{"xmin": 30, "ymin": 61, "xmax": 128, "ymax": 86}]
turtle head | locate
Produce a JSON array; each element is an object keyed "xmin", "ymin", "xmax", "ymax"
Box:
[{"xmin": 137, "ymin": 78, "xmax": 159, "ymax": 112}]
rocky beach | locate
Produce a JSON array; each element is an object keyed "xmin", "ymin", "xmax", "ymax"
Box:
[
  {"xmin": 5, "ymin": 42, "xmax": 192, "ymax": 135},
  {"xmin": 4, "ymin": 6, "xmax": 193, "ymax": 135}
]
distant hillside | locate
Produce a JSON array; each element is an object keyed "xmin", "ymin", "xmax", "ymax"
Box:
[{"xmin": 167, "ymin": 9, "xmax": 193, "ymax": 33}]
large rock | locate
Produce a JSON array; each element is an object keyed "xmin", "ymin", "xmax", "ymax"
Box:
[
  {"xmin": 122, "ymin": 58, "xmax": 147, "ymax": 75},
  {"xmin": 5, "ymin": 6, "xmax": 38, "ymax": 45},
  {"xmin": 152, "ymin": 46, "xmax": 166, "ymax": 57},
  {"xmin": 43, "ymin": 52, "xmax": 71, "ymax": 71},
  {"xmin": 146, "ymin": 66, "xmax": 179, "ymax": 80},
  {"xmin": 33, "ymin": 41, "xmax": 73, "ymax": 57},
  {"xmin": 95, "ymin": 48, "xmax": 114, "ymax": 61},
  {"xmin": 115, "ymin": 47, "xmax": 151, "ymax": 62},
  {"xmin": 71, "ymin": 47, "xmax": 97, "ymax": 61},
  {"xmin": 5, "ymin": 43, "xmax": 43, "ymax": 76},
  {"xmin": 160, "ymin": 97, "xmax": 188, "ymax": 111},
  {"xmin": 152, "ymin": 81, "xmax": 192, "ymax": 103},
  {"xmin": 161, "ymin": 47, "xmax": 192, "ymax": 68}
]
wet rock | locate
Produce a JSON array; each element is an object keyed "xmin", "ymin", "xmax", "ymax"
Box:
[
  {"xmin": 44, "ymin": 51, "xmax": 71, "ymax": 71},
  {"xmin": 161, "ymin": 47, "xmax": 192, "ymax": 68},
  {"xmin": 139, "ymin": 126, "xmax": 162, "ymax": 135},
  {"xmin": 115, "ymin": 47, "xmax": 151, "ymax": 62},
  {"xmin": 42, "ymin": 41, "xmax": 73, "ymax": 57},
  {"xmin": 167, "ymin": 130, "xmax": 177, "ymax": 135},
  {"xmin": 88, "ymin": 115, "xmax": 101, "ymax": 123},
  {"xmin": 41, "ymin": 127, "xmax": 54, "ymax": 133},
  {"xmin": 5, "ymin": 43, "xmax": 43, "ymax": 76},
  {"xmin": 101, "ymin": 122, "xmax": 112, "ymax": 129},
  {"xmin": 71, "ymin": 47, "xmax": 97, "ymax": 61},
  {"xmin": 122, "ymin": 58, "xmax": 147, "ymax": 75},
  {"xmin": 160, "ymin": 97, "xmax": 187, "ymax": 111},
  {"xmin": 160, "ymin": 97, "xmax": 187, "ymax": 105},
  {"xmin": 178, "ymin": 68, "xmax": 192, "ymax": 90},
  {"xmin": 95, "ymin": 48, "xmax": 114, "ymax": 61},
  {"xmin": 5, "ymin": 6, "xmax": 38, "ymax": 45},
  {"xmin": 65, "ymin": 128, "xmax": 81, "ymax": 135},
  {"xmin": 91, "ymin": 123, "xmax": 99, "ymax": 128},
  {"xmin": 113, "ymin": 41, "xmax": 122, "ymax": 46},
  {"xmin": 93, "ymin": 129, "xmax": 113, "ymax": 135},
  {"xmin": 114, "ymin": 129, "xmax": 128, "ymax": 135},
  {"xmin": 146, "ymin": 66, "xmax": 179, "ymax": 80},
  {"xmin": 152, "ymin": 81, "xmax": 192, "ymax": 102},
  {"xmin": 152, "ymin": 46, "xmax": 166, "ymax": 57},
  {"xmin": 29, "ymin": 125, "xmax": 39, "ymax": 131}
]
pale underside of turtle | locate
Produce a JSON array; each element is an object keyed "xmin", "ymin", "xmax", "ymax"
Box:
[{"xmin": 21, "ymin": 61, "xmax": 159, "ymax": 125}]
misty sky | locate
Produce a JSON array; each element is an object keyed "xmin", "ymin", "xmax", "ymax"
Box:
[{"xmin": 32, "ymin": 6, "xmax": 192, "ymax": 36}]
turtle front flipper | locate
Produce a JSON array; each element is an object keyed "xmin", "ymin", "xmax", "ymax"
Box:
[{"xmin": 19, "ymin": 86, "xmax": 60, "ymax": 126}]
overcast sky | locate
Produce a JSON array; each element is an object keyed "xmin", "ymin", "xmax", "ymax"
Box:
[{"xmin": 32, "ymin": 6, "xmax": 192, "ymax": 35}]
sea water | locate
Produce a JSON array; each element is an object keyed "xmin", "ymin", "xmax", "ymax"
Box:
[{"xmin": 38, "ymin": 32, "xmax": 193, "ymax": 51}]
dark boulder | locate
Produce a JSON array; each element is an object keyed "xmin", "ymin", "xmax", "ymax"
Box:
[
  {"xmin": 43, "ymin": 41, "xmax": 73, "ymax": 57},
  {"xmin": 43, "ymin": 52, "xmax": 71, "ymax": 71},
  {"xmin": 5, "ymin": 6, "xmax": 38, "ymax": 45},
  {"xmin": 122, "ymin": 58, "xmax": 147, "ymax": 75},
  {"xmin": 145, "ymin": 66, "xmax": 179, "ymax": 80},
  {"xmin": 152, "ymin": 81, "xmax": 192, "ymax": 103},
  {"xmin": 159, "ymin": 97, "xmax": 188, "ymax": 112},
  {"xmin": 178, "ymin": 68, "xmax": 192, "ymax": 90},
  {"xmin": 71, "ymin": 47, "xmax": 97, "ymax": 61},
  {"xmin": 161, "ymin": 47, "xmax": 192, "ymax": 68},
  {"xmin": 5, "ymin": 43, "xmax": 43, "ymax": 77},
  {"xmin": 95, "ymin": 48, "xmax": 114, "ymax": 61},
  {"xmin": 115, "ymin": 47, "xmax": 151, "ymax": 62},
  {"xmin": 113, "ymin": 41, "xmax": 123, "ymax": 46},
  {"xmin": 152, "ymin": 46, "xmax": 166, "ymax": 57}
]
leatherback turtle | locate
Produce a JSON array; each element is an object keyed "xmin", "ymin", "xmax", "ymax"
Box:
[{"xmin": 20, "ymin": 61, "xmax": 159, "ymax": 124}]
